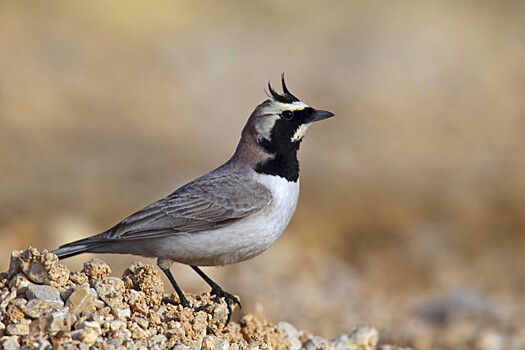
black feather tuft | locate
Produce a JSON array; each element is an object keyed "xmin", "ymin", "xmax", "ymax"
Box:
[{"xmin": 267, "ymin": 74, "xmax": 299, "ymax": 103}]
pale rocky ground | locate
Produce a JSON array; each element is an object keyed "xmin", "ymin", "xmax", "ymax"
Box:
[{"xmin": 0, "ymin": 247, "xmax": 408, "ymax": 350}]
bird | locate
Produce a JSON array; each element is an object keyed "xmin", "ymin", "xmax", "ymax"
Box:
[{"xmin": 53, "ymin": 75, "xmax": 334, "ymax": 323}]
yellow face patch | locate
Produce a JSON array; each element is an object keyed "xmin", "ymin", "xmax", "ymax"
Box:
[
  {"xmin": 273, "ymin": 101, "xmax": 309, "ymax": 111},
  {"xmin": 291, "ymin": 123, "xmax": 312, "ymax": 142}
]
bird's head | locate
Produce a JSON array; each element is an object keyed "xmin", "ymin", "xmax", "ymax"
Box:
[
  {"xmin": 248, "ymin": 75, "xmax": 334, "ymax": 155},
  {"xmin": 232, "ymin": 76, "xmax": 334, "ymax": 178}
]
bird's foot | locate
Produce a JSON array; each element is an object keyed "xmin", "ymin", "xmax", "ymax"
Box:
[
  {"xmin": 210, "ymin": 285, "xmax": 241, "ymax": 325},
  {"xmin": 179, "ymin": 296, "xmax": 191, "ymax": 308},
  {"xmin": 163, "ymin": 294, "xmax": 191, "ymax": 308},
  {"xmin": 211, "ymin": 285, "xmax": 241, "ymax": 309}
]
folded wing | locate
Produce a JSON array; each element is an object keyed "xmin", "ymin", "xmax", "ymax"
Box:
[{"xmin": 101, "ymin": 172, "xmax": 272, "ymax": 240}]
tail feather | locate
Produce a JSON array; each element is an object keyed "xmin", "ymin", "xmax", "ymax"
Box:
[{"xmin": 52, "ymin": 237, "xmax": 104, "ymax": 259}]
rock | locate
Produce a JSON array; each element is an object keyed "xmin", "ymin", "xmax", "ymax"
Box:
[
  {"xmin": 211, "ymin": 302, "xmax": 230, "ymax": 326},
  {"xmin": 6, "ymin": 298, "xmax": 28, "ymax": 324},
  {"xmin": 8, "ymin": 273, "xmax": 31, "ymax": 292},
  {"xmin": 82, "ymin": 258, "xmax": 111, "ymax": 280},
  {"xmin": 6, "ymin": 324, "xmax": 29, "ymax": 336},
  {"xmin": 50, "ymin": 330, "xmax": 72, "ymax": 348},
  {"xmin": 8, "ymin": 247, "xmax": 69, "ymax": 286},
  {"xmin": 60, "ymin": 290, "xmax": 73, "ymax": 301},
  {"xmin": 134, "ymin": 316, "xmax": 149, "ymax": 329},
  {"xmin": 24, "ymin": 299, "xmax": 64, "ymax": 318},
  {"xmin": 79, "ymin": 327, "xmax": 99, "ymax": 346},
  {"xmin": 240, "ymin": 314, "xmax": 285, "ymax": 349},
  {"xmin": 277, "ymin": 321, "xmax": 302, "ymax": 350},
  {"xmin": 1, "ymin": 336, "xmax": 20, "ymax": 350},
  {"xmin": 94, "ymin": 277, "xmax": 125, "ymax": 308},
  {"xmin": 108, "ymin": 320, "xmax": 132, "ymax": 341},
  {"xmin": 69, "ymin": 271, "xmax": 89, "ymax": 285},
  {"xmin": 305, "ymin": 336, "xmax": 330, "ymax": 350},
  {"xmin": 127, "ymin": 289, "xmax": 149, "ymax": 314},
  {"xmin": 0, "ymin": 273, "xmax": 7, "ymax": 289},
  {"xmin": 149, "ymin": 334, "xmax": 168, "ymax": 348},
  {"xmin": 331, "ymin": 326, "xmax": 378, "ymax": 350},
  {"xmin": 130, "ymin": 320, "xmax": 151, "ymax": 339},
  {"xmin": 0, "ymin": 248, "xmax": 408, "ymax": 349},
  {"xmin": 471, "ymin": 329, "xmax": 505, "ymax": 350},
  {"xmin": 93, "ymin": 297, "xmax": 106, "ymax": 310},
  {"xmin": 165, "ymin": 327, "xmax": 185, "ymax": 339},
  {"xmin": 247, "ymin": 342, "xmax": 261, "ymax": 349},
  {"xmin": 122, "ymin": 262, "xmax": 164, "ymax": 308},
  {"xmin": 26, "ymin": 284, "xmax": 61, "ymax": 301},
  {"xmin": 111, "ymin": 307, "xmax": 131, "ymax": 320},
  {"xmin": 30, "ymin": 336, "xmax": 53, "ymax": 349},
  {"xmin": 88, "ymin": 287, "xmax": 106, "ymax": 309},
  {"xmin": 108, "ymin": 319, "xmax": 127, "ymax": 332},
  {"xmin": 202, "ymin": 335, "xmax": 227, "ymax": 350},
  {"xmin": 45, "ymin": 310, "xmax": 75, "ymax": 332},
  {"xmin": 78, "ymin": 321, "xmax": 101, "ymax": 346},
  {"xmin": 66, "ymin": 284, "xmax": 95, "ymax": 315},
  {"xmin": 0, "ymin": 289, "xmax": 17, "ymax": 309}
]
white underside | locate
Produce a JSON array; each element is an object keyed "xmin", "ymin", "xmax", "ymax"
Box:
[{"xmin": 140, "ymin": 173, "xmax": 300, "ymax": 266}]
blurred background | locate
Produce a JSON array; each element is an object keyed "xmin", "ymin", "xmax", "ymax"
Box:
[{"xmin": 1, "ymin": 1, "xmax": 525, "ymax": 348}]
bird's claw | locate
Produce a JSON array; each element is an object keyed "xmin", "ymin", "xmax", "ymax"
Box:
[
  {"xmin": 210, "ymin": 286, "xmax": 241, "ymax": 325},
  {"xmin": 194, "ymin": 303, "xmax": 211, "ymax": 312},
  {"xmin": 164, "ymin": 287, "xmax": 240, "ymax": 326}
]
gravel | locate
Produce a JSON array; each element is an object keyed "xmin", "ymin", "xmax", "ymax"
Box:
[{"xmin": 0, "ymin": 247, "xmax": 408, "ymax": 349}]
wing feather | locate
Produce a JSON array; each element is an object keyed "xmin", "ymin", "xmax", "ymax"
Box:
[{"xmin": 101, "ymin": 172, "xmax": 272, "ymax": 240}]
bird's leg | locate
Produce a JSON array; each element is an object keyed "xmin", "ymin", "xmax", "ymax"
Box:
[
  {"xmin": 158, "ymin": 259, "xmax": 190, "ymax": 308},
  {"xmin": 191, "ymin": 266, "xmax": 241, "ymax": 324},
  {"xmin": 191, "ymin": 266, "xmax": 241, "ymax": 307},
  {"xmin": 161, "ymin": 267, "xmax": 190, "ymax": 308}
]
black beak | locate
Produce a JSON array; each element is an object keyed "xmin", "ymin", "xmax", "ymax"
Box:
[{"xmin": 310, "ymin": 109, "xmax": 335, "ymax": 122}]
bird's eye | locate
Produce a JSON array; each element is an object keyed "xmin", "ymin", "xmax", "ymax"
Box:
[{"xmin": 282, "ymin": 110, "xmax": 293, "ymax": 120}]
